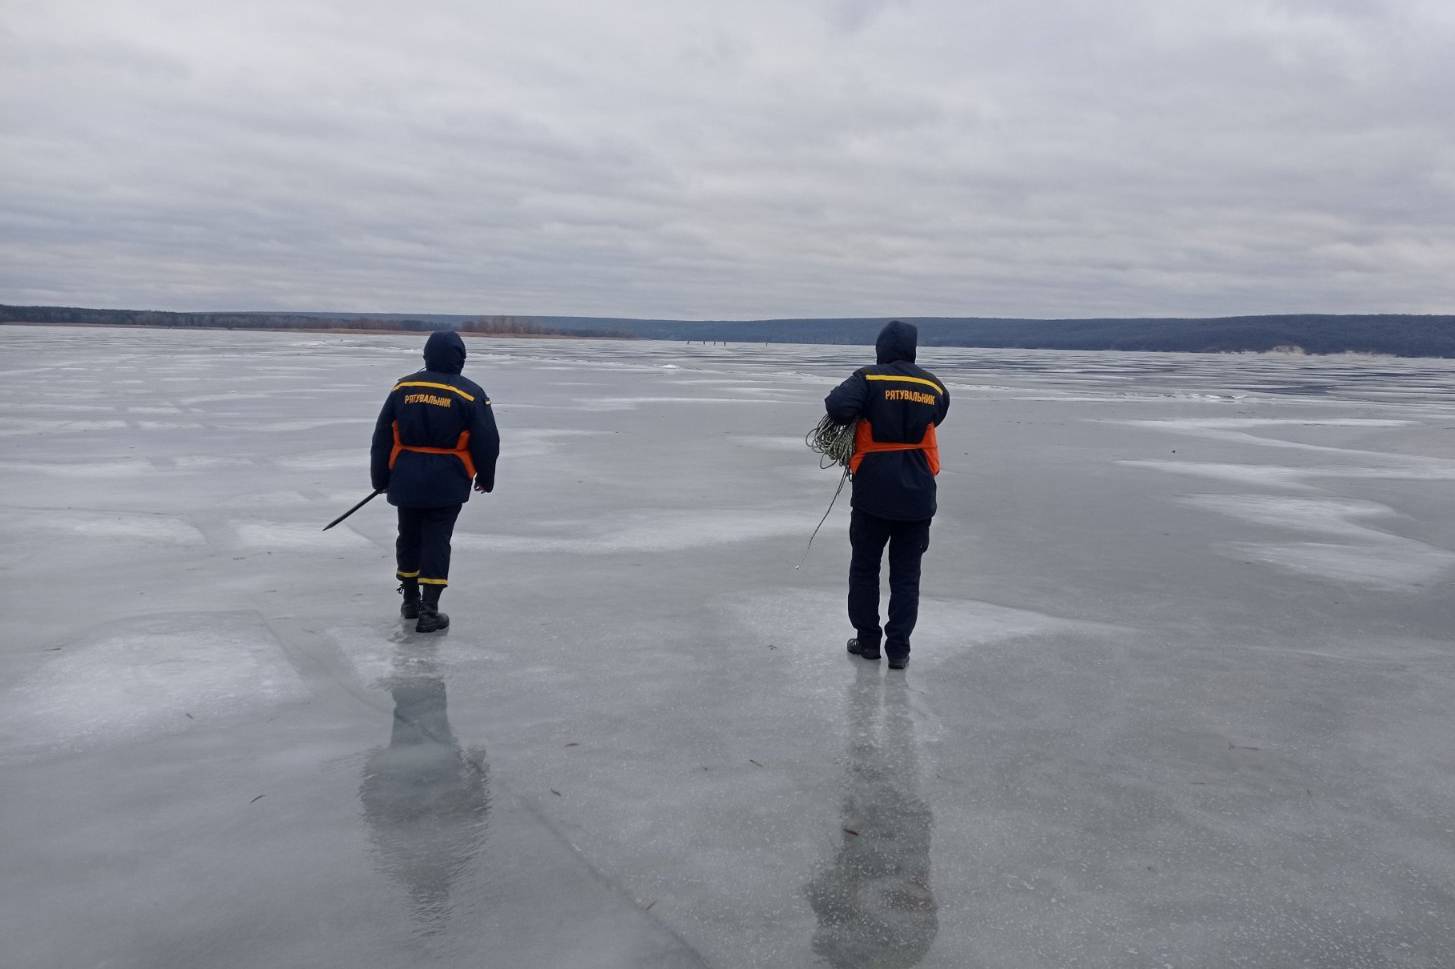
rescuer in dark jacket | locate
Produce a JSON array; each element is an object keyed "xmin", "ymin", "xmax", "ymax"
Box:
[
  {"xmin": 825, "ymin": 321, "xmax": 949, "ymax": 669},
  {"xmin": 370, "ymin": 330, "xmax": 500, "ymax": 633}
]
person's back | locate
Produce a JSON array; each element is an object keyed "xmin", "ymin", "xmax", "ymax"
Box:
[
  {"xmin": 370, "ymin": 330, "xmax": 500, "ymax": 632},
  {"xmin": 825, "ymin": 321, "xmax": 949, "ymax": 668}
]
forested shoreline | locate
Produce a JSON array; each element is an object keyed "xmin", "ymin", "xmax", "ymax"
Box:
[{"xmin": 4, "ymin": 304, "xmax": 1454, "ymax": 357}]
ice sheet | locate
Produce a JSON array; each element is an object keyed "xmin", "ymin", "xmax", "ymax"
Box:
[{"xmin": 2, "ymin": 326, "xmax": 1453, "ymax": 969}]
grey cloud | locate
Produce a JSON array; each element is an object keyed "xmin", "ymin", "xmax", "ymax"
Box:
[{"xmin": 2, "ymin": 0, "xmax": 1452, "ymax": 317}]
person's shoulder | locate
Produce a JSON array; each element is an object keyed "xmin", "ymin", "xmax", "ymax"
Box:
[
  {"xmin": 455, "ymin": 374, "xmax": 488, "ymax": 400},
  {"xmin": 911, "ymin": 364, "xmax": 946, "ymax": 391}
]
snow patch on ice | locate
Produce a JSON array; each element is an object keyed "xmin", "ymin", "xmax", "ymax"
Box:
[
  {"xmin": 1123, "ymin": 459, "xmax": 1455, "ymax": 487},
  {"xmin": 235, "ymin": 520, "xmax": 372, "ymax": 548},
  {"xmin": 504, "ymin": 428, "xmax": 613, "ymax": 457},
  {"xmin": 5, "ymin": 512, "xmax": 205, "ymax": 545},
  {"xmin": 173, "ymin": 455, "xmax": 258, "ymax": 470},
  {"xmin": 1176, "ymin": 494, "xmax": 1455, "ymax": 590},
  {"xmin": 1121, "ymin": 461, "xmax": 1317, "ymax": 490},
  {"xmin": 221, "ymin": 418, "xmax": 374, "ymax": 432},
  {"xmin": 0, "ymin": 458, "xmax": 155, "ymax": 477},
  {"xmin": 180, "ymin": 392, "xmax": 276, "ymax": 405},
  {"xmin": 1176, "ymin": 495, "xmax": 1398, "ymax": 539},
  {"xmin": 0, "ymin": 419, "xmax": 129, "ymax": 437},
  {"xmin": 1111, "ymin": 418, "xmax": 1413, "ymax": 430},
  {"xmin": 135, "ymin": 421, "xmax": 209, "ymax": 430},
  {"xmin": 0, "ymin": 613, "xmax": 308, "ymax": 759},
  {"xmin": 1226, "ymin": 542, "xmax": 1455, "ymax": 591},
  {"xmin": 589, "ymin": 396, "xmax": 784, "ymax": 411},
  {"xmin": 216, "ymin": 488, "xmax": 314, "ymax": 507},
  {"xmin": 1105, "ymin": 417, "xmax": 1442, "ymax": 465},
  {"xmin": 726, "ymin": 434, "xmax": 807, "ymax": 452},
  {"xmin": 454, "ymin": 510, "xmax": 807, "ymax": 554},
  {"xmin": 275, "ymin": 450, "xmax": 363, "ymax": 471}
]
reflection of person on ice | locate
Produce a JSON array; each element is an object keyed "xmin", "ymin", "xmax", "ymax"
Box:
[
  {"xmin": 370, "ymin": 331, "xmax": 499, "ymax": 633},
  {"xmin": 825, "ymin": 321, "xmax": 949, "ymax": 669}
]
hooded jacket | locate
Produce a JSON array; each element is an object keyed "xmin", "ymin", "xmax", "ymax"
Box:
[
  {"xmin": 370, "ymin": 331, "xmax": 500, "ymax": 508},
  {"xmin": 825, "ymin": 321, "xmax": 949, "ymax": 521}
]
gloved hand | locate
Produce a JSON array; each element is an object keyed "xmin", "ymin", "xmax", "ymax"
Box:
[
  {"xmin": 473, "ymin": 474, "xmax": 493, "ymax": 494},
  {"xmin": 372, "ymin": 474, "xmax": 389, "ymax": 492}
]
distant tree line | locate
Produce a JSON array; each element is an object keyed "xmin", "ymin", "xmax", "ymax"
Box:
[
  {"xmin": 0, "ymin": 305, "xmax": 626, "ymax": 339},
  {"xmin": 657, "ymin": 314, "xmax": 1455, "ymax": 357},
  {"xmin": 4, "ymin": 304, "xmax": 1454, "ymax": 357}
]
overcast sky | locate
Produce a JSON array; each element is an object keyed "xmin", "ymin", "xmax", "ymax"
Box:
[{"xmin": 2, "ymin": 0, "xmax": 1452, "ymax": 319}]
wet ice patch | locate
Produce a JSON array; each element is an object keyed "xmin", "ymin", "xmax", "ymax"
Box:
[
  {"xmin": 726, "ymin": 589, "xmax": 1119, "ymax": 671},
  {"xmin": 0, "ymin": 612, "xmax": 308, "ymax": 759},
  {"xmin": 324, "ymin": 626, "xmax": 402, "ymax": 687},
  {"xmin": 319, "ymin": 624, "xmax": 462, "ymax": 689}
]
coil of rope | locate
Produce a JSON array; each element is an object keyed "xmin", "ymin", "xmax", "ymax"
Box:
[
  {"xmin": 805, "ymin": 414, "xmax": 856, "ymax": 470},
  {"xmin": 796, "ymin": 416, "xmax": 856, "ymax": 569}
]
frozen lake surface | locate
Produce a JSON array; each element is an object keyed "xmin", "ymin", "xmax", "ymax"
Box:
[{"xmin": 2, "ymin": 325, "xmax": 1453, "ymax": 968}]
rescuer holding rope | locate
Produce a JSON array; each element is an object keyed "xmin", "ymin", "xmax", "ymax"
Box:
[
  {"xmin": 824, "ymin": 321, "xmax": 949, "ymax": 670},
  {"xmin": 370, "ymin": 330, "xmax": 499, "ymax": 633}
]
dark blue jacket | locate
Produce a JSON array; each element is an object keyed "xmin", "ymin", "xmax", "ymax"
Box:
[
  {"xmin": 825, "ymin": 321, "xmax": 950, "ymax": 522},
  {"xmin": 371, "ymin": 331, "xmax": 500, "ymax": 508}
]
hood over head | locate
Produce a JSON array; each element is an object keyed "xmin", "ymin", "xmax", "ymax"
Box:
[
  {"xmin": 423, "ymin": 330, "xmax": 466, "ymax": 375},
  {"xmin": 875, "ymin": 320, "xmax": 917, "ymax": 364}
]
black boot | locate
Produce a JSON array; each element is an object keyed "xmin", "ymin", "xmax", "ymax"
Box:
[
  {"xmin": 847, "ymin": 637, "xmax": 881, "ymax": 661},
  {"xmin": 398, "ymin": 579, "xmax": 421, "ymax": 620},
  {"xmin": 415, "ymin": 584, "xmax": 450, "ymax": 633}
]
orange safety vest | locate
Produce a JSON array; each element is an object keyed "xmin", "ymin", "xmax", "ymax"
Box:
[
  {"xmin": 389, "ymin": 421, "xmax": 477, "ymax": 478},
  {"xmin": 849, "ymin": 421, "xmax": 940, "ymax": 476}
]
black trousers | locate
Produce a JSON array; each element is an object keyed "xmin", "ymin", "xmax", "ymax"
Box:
[
  {"xmin": 848, "ymin": 509, "xmax": 931, "ymax": 659},
  {"xmin": 396, "ymin": 505, "xmax": 461, "ymax": 589}
]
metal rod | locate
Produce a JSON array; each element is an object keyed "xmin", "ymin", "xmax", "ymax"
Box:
[{"xmin": 323, "ymin": 489, "xmax": 383, "ymax": 531}]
